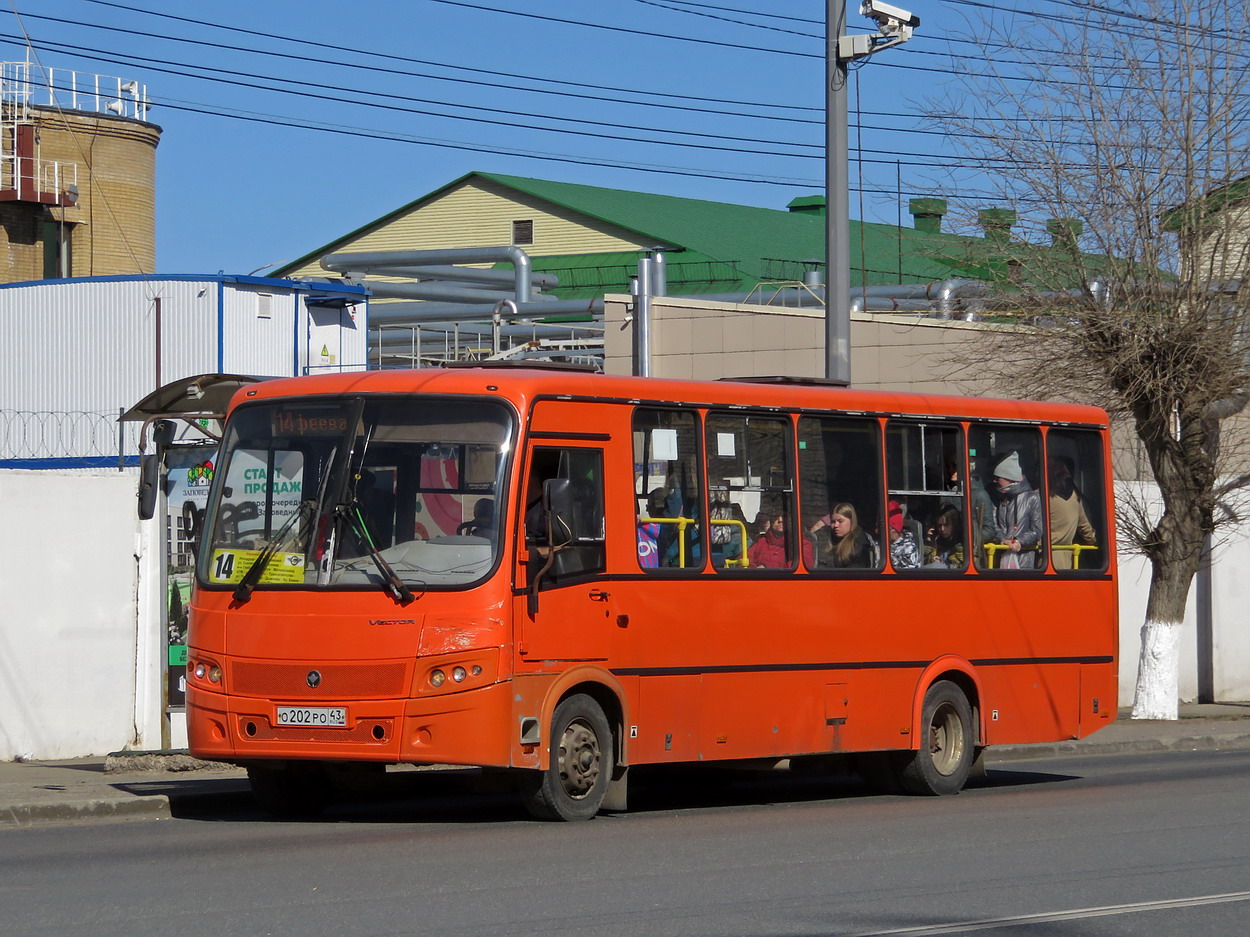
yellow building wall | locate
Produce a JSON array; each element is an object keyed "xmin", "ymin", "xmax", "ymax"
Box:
[
  {"xmin": 284, "ymin": 176, "xmax": 651, "ymax": 280},
  {"xmin": 38, "ymin": 107, "xmax": 160, "ymax": 277}
]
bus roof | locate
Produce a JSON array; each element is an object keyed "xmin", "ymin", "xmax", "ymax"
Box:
[{"xmin": 232, "ymin": 367, "xmax": 1108, "ymax": 428}]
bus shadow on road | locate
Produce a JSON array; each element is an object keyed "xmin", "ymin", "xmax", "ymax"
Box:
[{"xmin": 163, "ymin": 761, "xmax": 1082, "ymax": 824}]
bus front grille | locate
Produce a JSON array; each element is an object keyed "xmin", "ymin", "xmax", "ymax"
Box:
[{"xmin": 231, "ymin": 662, "xmax": 407, "ymax": 699}]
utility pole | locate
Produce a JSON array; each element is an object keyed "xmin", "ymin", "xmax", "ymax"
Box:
[
  {"xmin": 826, "ymin": 0, "xmax": 851, "ymax": 385},
  {"xmin": 825, "ymin": 1, "xmax": 921, "ymax": 384}
]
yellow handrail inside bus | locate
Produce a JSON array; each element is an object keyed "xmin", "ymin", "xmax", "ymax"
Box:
[
  {"xmin": 1051, "ymin": 543, "xmax": 1098, "ymax": 569},
  {"xmin": 639, "ymin": 516, "xmax": 763, "ymax": 568},
  {"xmin": 641, "ymin": 515, "xmax": 697, "ymax": 567},
  {"xmin": 983, "ymin": 542, "xmax": 1097, "ymax": 569},
  {"xmin": 710, "ymin": 518, "xmax": 750, "ymax": 567}
]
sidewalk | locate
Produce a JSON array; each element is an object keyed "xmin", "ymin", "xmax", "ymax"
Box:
[{"xmin": 4, "ymin": 703, "xmax": 1249, "ymax": 828}]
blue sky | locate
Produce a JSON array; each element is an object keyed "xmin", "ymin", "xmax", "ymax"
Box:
[{"xmin": 10, "ymin": 0, "xmax": 1001, "ymax": 275}]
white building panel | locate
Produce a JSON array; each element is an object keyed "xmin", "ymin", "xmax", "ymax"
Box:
[{"xmin": 0, "ymin": 275, "xmax": 368, "ymax": 466}]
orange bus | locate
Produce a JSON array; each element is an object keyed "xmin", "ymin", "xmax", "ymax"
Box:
[{"xmin": 185, "ymin": 365, "xmax": 1117, "ymax": 820}]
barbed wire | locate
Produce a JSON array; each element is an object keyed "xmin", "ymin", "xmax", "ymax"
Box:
[{"xmin": 0, "ymin": 409, "xmax": 137, "ymax": 462}]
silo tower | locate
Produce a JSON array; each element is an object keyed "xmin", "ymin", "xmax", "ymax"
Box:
[{"xmin": 1, "ymin": 60, "xmax": 161, "ymax": 281}]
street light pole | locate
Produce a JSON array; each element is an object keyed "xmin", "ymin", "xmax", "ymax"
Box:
[
  {"xmin": 825, "ymin": 1, "xmax": 919, "ymax": 385},
  {"xmin": 826, "ymin": 0, "xmax": 852, "ymax": 385}
]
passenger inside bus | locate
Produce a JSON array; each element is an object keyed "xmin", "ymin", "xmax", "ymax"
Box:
[
  {"xmin": 991, "ymin": 451, "xmax": 1044, "ymax": 568},
  {"xmin": 809, "ymin": 502, "xmax": 877, "ymax": 568},
  {"xmin": 637, "ymin": 486, "xmax": 678, "ymax": 568},
  {"xmin": 886, "ymin": 500, "xmax": 921, "ymax": 569},
  {"xmin": 1047, "ymin": 455, "xmax": 1097, "ymax": 569},
  {"xmin": 924, "ymin": 504, "xmax": 966, "ymax": 568},
  {"xmin": 709, "ymin": 496, "xmax": 746, "ymax": 567},
  {"xmin": 456, "ymin": 497, "xmax": 495, "ymax": 538},
  {"xmin": 747, "ymin": 514, "xmax": 814, "ymax": 569}
]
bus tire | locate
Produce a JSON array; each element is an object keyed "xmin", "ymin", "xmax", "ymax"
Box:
[
  {"xmin": 898, "ymin": 680, "xmax": 975, "ymax": 796},
  {"xmin": 521, "ymin": 693, "xmax": 613, "ymax": 821},
  {"xmin": 247, "ymin": 762, "xmax": 330, "ymax": 818}
]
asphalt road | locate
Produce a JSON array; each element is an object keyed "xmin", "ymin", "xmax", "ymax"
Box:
[{"xmin": 4, "ymin": 749, "xmax": 1250, "ymax": 937}]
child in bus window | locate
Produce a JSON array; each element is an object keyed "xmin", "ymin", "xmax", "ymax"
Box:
[
  {"xmin": 747, "ymin": 514, "xmax": 814, "ymax": 569},
  {"xmin": 886, "ymin": 500, "xmax": 920, "ymax": 569},
  {"xmin": 924, "ymin": 504, "xmax": 966, "ymax": 569},
  {"xmin": 809, "ymin": 502, "xmax": 876, "ymax": 568}
]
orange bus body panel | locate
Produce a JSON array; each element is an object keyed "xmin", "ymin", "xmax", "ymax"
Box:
[{"xmin": 185, "ymin": 368, "xmax": 1117, "ymax": 780}]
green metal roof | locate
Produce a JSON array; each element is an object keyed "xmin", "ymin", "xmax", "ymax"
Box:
[{"xmin": 275, "ymin": 170, "xmax": 1104, "ymax": 299}]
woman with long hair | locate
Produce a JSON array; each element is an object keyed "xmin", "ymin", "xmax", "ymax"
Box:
[{"xmin": 809, "ymin": 502, "xmax": 876, "ymax": 568}]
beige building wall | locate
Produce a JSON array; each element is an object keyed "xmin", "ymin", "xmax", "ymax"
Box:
[
  {"xmin": 603, "ymin": 295, "xmax": 990, "ymax": 395},
  {"xmin": 1192, "ymin": 199, "xmax": 1250, "ymax": 282},
  {"xmin": 34, "ymin": 106, "xmax": 160, "ymax": 277},
  {"xmin": 285, "ymin": 175, "xmax": 653, "ymax": 281},
  {"xmin": 602, "ymin": 294, "xmax": 1152, "ymax": 483}
]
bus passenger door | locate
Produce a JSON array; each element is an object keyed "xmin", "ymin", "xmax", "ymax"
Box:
[{"xmin": 517, "ymin": 444, "xmax": 613, "ymax": 662}]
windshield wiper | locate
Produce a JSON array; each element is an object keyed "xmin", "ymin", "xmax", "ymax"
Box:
[
  {"xmin": 232, "ymin": 500, "xmax": 313, "ymax": 603},
  {"xmin": 338, "ymin": 501, "xmax": 416, "ymax": 604}
]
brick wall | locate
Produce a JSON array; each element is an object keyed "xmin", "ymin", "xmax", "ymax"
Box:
[{"xmin": 6, "ymin": 107, "xmax": 161, "ymax": 280}]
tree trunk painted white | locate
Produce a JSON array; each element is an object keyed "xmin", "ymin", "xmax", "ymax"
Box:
[{"xmin": 1130, "ymin": 620, "xmax": 1182, "ymax": 720}]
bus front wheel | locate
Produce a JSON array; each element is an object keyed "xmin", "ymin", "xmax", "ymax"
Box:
[
  {"xmin": 897, "ymin": 680, "xmax": 975, "ymax": 796},
  {"xmin": 521, "ymin": 694, "xmax": 613, "ymax": 821}
]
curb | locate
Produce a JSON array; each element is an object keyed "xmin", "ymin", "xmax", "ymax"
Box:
[
  {"xmin": 3, "ymin": 795, "xmax": 172, "ymax": 828},
  {"xmin": 988, "ymin": 732, "xmax": 1250, "ymax": 762}
]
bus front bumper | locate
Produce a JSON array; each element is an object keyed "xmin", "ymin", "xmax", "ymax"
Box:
[{"xmin": 186, "ymin": 680, "xmax": 516, "ymax": 768}]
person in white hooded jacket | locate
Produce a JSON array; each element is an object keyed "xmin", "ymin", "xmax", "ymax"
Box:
[{"xmin": 991, "ymin": 451, "xmax": 1044, "ymax": 568}]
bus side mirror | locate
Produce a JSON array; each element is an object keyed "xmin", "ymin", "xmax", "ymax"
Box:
[
  {"xmin": 542, "ymin": 477, "xmax": 577, "ymax": 547},
  {"xmin": 137, "ymin": 453, "xmax": 160, "ymax": 520},
  {"xmin": 136, "ymin": 419, "xmax": 175, "ymax": 520}
]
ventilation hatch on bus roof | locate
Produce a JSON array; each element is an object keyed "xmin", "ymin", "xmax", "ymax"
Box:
[
  {"xmin": 717, "ymin": 375, "xmax": 851, "ymax": 387},
  {"xmin": 439, "ymin": 360, "xmax": 600, "ymax": 374}
]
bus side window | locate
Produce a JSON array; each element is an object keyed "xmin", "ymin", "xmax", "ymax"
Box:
[
  {"xmin": 524, "ymin": 447, "xmax": 605, "ymax": 586},
  {"xmin": 633, "ymin": 408, "xmax": 704, "ymax": 571},
  {"xmin": 797, "ymin": 416, "xmax": 884, "ymax": 571},
  {"xmin": 705, "ymin": 412, "xmax": 797, "ymax": 571},
  {"xmin": 885, "ymin": 421, "xmax": 966, "ymax": 572},
  {"xmin": 969, "ymin": 426, "xmax": 1046, "ymax": 571},
  {"xmin": 1046, "ymin": 429, "xmax": 1107, "ymax": 572}
]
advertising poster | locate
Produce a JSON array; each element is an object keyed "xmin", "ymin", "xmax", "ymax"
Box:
[{"xmin": 163, "ymin": 446, "xmax": 216, "ymax": 708}]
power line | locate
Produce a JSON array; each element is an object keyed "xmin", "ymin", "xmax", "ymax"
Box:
[
  {"xmin": 136, "ymin": 96, "xmax": 828, "ymax": 189},
  {"xmin": 629, "ymin": 0, "xmax": 816, "ymax": 37},
  {"xmin": 7, "ymin": 32, "xmax": 823, "ymax": 159},
  {"xmin": 636, "ymin": 1, "xmax": 821, "ymax": 27},
  {"xmin": 421, "ymin": 0, "xmax": 822, "ymax": 58},
  {"xmin": 74, "ymin": 0, "xmax": 821, "ymax": 114}
]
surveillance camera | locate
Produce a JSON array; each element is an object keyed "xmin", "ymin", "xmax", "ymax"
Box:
[{"xmin": 860, "ymin": 0, "xmax": 920, "ymax": 30}]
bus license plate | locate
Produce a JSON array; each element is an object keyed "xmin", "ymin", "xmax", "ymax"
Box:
[{"xmin": 276, "ymin": 706, "xmax": 347, "ymax": 728}]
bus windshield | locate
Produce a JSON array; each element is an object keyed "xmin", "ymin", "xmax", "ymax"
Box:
[{"xmin": 197, "ymin": 395, "xmax": 512, "ymax": 592}]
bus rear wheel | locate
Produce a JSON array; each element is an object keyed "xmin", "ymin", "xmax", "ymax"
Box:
[
  {"xmin": 521, "ymin": 694, "xmax": 613, "ymax": 821},
  {"xmin": 897, "ymin": 680, "xmax": 975, "ymax": 796}
]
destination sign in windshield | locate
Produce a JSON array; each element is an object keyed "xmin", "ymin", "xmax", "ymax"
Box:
[{"xmin": 271, "ymin": 409, "xmax": 350, "ymax": 436}]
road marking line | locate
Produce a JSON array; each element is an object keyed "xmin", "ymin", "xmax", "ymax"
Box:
[{"xmin": 839, "ymin": 891, "xmax": 1250, "ymax": 936}]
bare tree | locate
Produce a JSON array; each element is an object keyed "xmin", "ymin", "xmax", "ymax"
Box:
[{"xmin": 924, "ymin": 0, "xmax": 1250, "ymax": 718}]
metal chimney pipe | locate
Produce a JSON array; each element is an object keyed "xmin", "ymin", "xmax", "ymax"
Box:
[{"xmin": 634, "ymin": 257, "xmax": 653, "ymax": 378}]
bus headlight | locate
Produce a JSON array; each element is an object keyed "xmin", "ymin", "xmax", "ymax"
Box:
[
  {"xmin": 416, "ymin": 652, "xmax": 498, "ymax": 696},
  {"xmin": 190, "ymin": 658, "xmax": 224, "ymax": 688}
]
